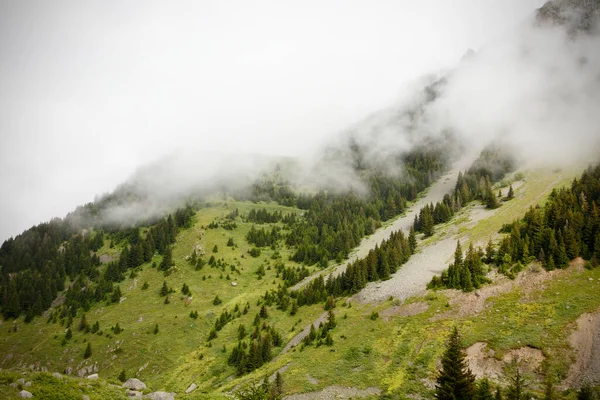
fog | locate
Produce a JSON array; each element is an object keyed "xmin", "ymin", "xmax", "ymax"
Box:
[{"xmin": 0, "ymin": 0, "xmax": 574, "ymax": 241}]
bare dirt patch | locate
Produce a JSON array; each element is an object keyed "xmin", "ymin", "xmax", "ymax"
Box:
[
  {"xmin": 283, "ymin": 386, "xmax": 381, "ymax": 400},
  {"xmin": 99, "ymin": 253, "xmax": 115, "ymax": 264},
  {"xmin": 565, "ymin": 308, "xmax": 600, "ymax": 388},
  {"xmin": 466, "ymin": 342, "xmax": 503, "ymax": 380},
  {"xmin": 432, "ymin": 260, "xmax": 586, "ymax": 321},
  {"xmin": 466, "ymin": 342, "xmax": 544, "ymax": 382},
  {"xmin": 380, "ymin": 302, "xmax": 428, "ymax": 322}
]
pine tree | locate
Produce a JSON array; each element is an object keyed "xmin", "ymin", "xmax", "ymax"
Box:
[
  {"xmin": 326, "ymin": 309, "xmax": 336, "ymax": 330},
  {"xmin": 160, "ymin": 281, "xmax": 169, "ymax": 296},
  {"xmin": 409, "ymin": 226, "xmax": 417, "ymax": 253},
  {"xmin": 495, "ymin": 388, "xmax": 503, "ymax": 400},
  {"xmin": 118, "ymin": 369, "xmax": 126, "ymax": 382},
  {"xmin": 260, "ymin": 305, "xmax": 268, "ymax": 319},
  {"xmin": 435, "ymin": 327, "xmax": 476, "ymax": 400},
  {"xmin": 507, "ymin": 185, "xmax": 514, "ymax": 200},
  {"xmin": 506, "ymin": 364, "xmax": 526, "ymax": 400},
  {"xmin": 273, "ymin": 372, "xmax": 284, "ymax": 399},
  {"xmin": 154, "ymin": 324, "xmax": 159, "ymax": 334},
  {"xmin": 476, "ymin": 379, "xmax": 494, "ymax": 400},
  {"xmin": 290, "ymin": 300, "xmax": 298, "ymax": 316},
  {"xmin": 78, "ymin": 314, "xmax": 88, "ymax": 332},
  {"xmin": 84, "ymin": 342, "xmax": 92, "ymax": 359},
  {"xmin": 160, "ymin": 247, "xmax": 173, "ymax": 270}
]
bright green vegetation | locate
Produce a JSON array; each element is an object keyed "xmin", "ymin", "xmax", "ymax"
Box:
[{"xmin": 1, "ymin": 162, "xmax": 600, "ymax": 399}]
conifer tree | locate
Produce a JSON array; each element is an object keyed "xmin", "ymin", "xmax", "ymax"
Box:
[
  {"xmin": 506, "ymin": 364, "xmax": 526, "ymax": 400},
  {"xmin": 507, "ymin": 185, "xmax": 514, "ymax": 200},
  {"xmin": 435, "ymin": 327, "xmax": 476, "ymax": 400},
  {"xmin": 160, "ymin": 247, "xmax": 173, "ymax": 270},
  {"xmin": 476, "ymin": 379, "xmax": 494, "ymax": 400},
  {"xmin": 78, "ymin": 314, "xmax": 88, "ymax": 332},
  {"xmin": 160, "ymin": 281, "xmax": 169, "ymax": 297},
  {"xmin": 273, "ymin": 372, "xmax": 284, "ymax": 399},
  {"xmin": 84, "ymin": 342, "xmax": 92, "ymax": 359},
  {"xmin": 409, "ymin": 226, "xmax": 417, "ymax": 253}
]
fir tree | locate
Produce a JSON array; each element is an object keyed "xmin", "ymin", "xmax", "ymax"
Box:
[
  {"xmin": 507, "ymin": 185, "xmax": 514, "ymax": 200},
  {"xmin": 435, "ymin": 326, "xmax": 476, "ymax": 400},
  {"xmin": 273, "ymin": 372, "xmax": 284, "ymax": 399},
  {"xmin": 84, "ymin": 342, "xmax": 92, "ymax": 359},
  {"xmin": 160, "ymin": 281, "xmax": 169, "ymax": 296},
  {"xmin": 476, "ymin": 379, "xmax": 494, "ymax": 400},
  {"xmin": 409, "ymin": 226, "xmax": 417, "ymax": 253},
  {"xmin": 160, "ymin": 246, "xmax": 173, "ymax": 270},
  {"xmin": 506, "ymin": 364, "xmax": 526, "ymax": 400},
  {"xmin": 78, "ymin": 314, "xmax": 88, "ymax": 332}
]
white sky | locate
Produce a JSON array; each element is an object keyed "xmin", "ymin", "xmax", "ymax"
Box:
[{"xmin": 0, "ymin": 0, "xmax": 545, "ymax": 241}]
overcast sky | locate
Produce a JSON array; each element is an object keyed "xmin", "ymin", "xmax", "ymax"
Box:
[{"xmin": 0, "ymin": 0, "xmax": 545, "ymax": 241}]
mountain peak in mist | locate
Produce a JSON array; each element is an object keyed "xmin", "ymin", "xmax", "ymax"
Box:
[{"xmin": 536, "ymin": 0, "xmax": 600, "ymax": 31}]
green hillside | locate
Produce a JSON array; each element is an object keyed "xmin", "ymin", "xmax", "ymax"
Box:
[{"xmin": 2, "ymin": 162, "xmax": 600, "ymax": 399}]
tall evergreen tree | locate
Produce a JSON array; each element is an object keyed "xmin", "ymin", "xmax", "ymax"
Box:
[
  {"xmin": 475, "ymin": 379, "xmax": 494, "ymax": 400},
  {"xmin": 435, "ymin": 326, "xmax": 476, "ymax": 400}
]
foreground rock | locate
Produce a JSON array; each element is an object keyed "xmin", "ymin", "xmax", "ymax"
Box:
[
  {"xmin": 18, "ymin": 390, "xmax": 33, "ymax": 399},
  {"xmin": 144, "ymin": 392, "xmax": 175, "ymax": 400},
  {"xmin": 185, "ymin": 383, "xmax": 197, "ymax": 393},
  {"xmin": 123, "ymin": 378, "xmax": 147, "ymax": 391}
]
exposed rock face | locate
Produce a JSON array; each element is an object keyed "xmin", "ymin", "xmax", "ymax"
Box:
[
  {"xmin": 144, "ymin": 392, "xmax": 175, "ymax": 400},
  {"xmin": 18, "ymin": 390, "xmax": 33, "ymax": 399},
  {"xmin": 536, "ymin": 0, "xmax": 600, "ymax": 32},
  {"xmin": 123, "ymin": 378, "xmax": 147, "ymax": 391}
]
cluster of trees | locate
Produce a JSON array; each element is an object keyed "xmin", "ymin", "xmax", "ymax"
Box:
[
  {"xmin": 208, "ymin": 219, "xmax": 238, "ymax": 231},
  {"xmin": 246, "ymin": 226, "xmax": 281, "ymax": 248},
  {"xmin": 286, "ymin": 147, "xmax": 448, "ymax": 266},
  {"xmin": 291, "ymin": 229, "xmax": 415, "ymax": 307},
  {"xmin": 245, "ymin": 208, "xmax": 296, "ymax": 225},
  {"xmin": 302, "ymin": 309, "xmax": 336, "ymax": 347},
  {"xmin": 227, "ymin": 321, "xmax": 282, "ymax": 375},
  {"xmin": 428, "ymin": 242, "xmax": 488, "ymax": 292},
  {"xmin": 495, "ymin": 165, "xmax": 600, "ymax": 272},
  {"xmin": 414, "ymin": 146, "xmax": 516, "ymax": 237},
  {"xmin": 274, "ymin": 262, "xmax": 310, "ymax": 288},
  {"xmin": 1, "ymin": 206, "xmax": 194, "ymax": 320},
  {"xmin": 428, "ymin": 164, "xmax": 600, "ymax": 291}
]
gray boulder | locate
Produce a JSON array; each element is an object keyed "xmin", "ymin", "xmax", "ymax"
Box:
[
  {"xmin": 185, "ymin": 383, "xmax": 197, "ymax": 393},
  {"xmin": 52, "ymin": 372, "xmax": 63, "ymax": 380},
  {"xmin": 18, "ymin": 390, "xmax": 33, "ymax": 398},
  {"xmin": 87, "ymin": 373, "xmax": 99, "ymax": 380},
  {"xmin": 144, "ymin": 392, "xmax": 175, "ymax": 400},
  {"xmin": 123, "ymin": 378, "xmax": 147, "ymax": 391}
]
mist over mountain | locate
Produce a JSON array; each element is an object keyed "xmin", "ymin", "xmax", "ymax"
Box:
[{"xmin": 54, "ymin": 0, "xmax": 600, "ymax": 234}]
